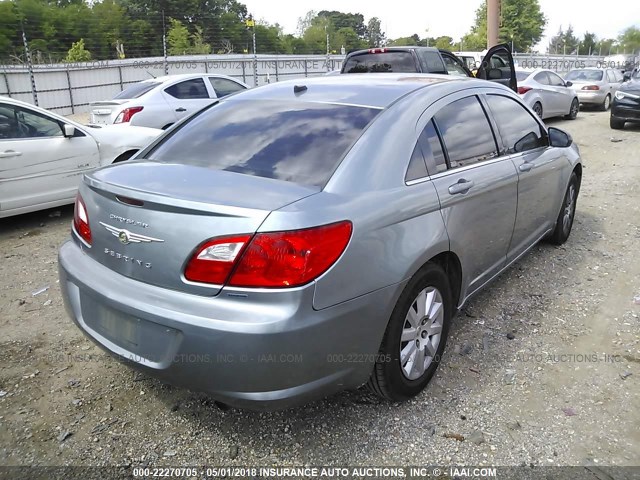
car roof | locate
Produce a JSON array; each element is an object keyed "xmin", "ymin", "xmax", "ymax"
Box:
[
  {"xmin": 139, "ymin": 73, "xmax": 240, "ymax": 84},
  {"xmin": 223, "ymin": 73, "xmax": 504, "ymax": 109},
  {"xmin": 347, "ymin": 46, "xmax": 440, "ymax": 55}
]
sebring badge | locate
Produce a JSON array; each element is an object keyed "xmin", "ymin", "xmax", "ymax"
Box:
[{"xmin": 99, "ymin": 222, "xmax": 165, "ymax": 245}]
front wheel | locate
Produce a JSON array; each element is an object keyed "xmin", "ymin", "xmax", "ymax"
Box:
[
  {"xmin": 367, "ymin": 263, "xmax": 453, "ymax": 401},
  {"xmin": 549, "ymin": 172, "xmax": 579, "ymax": 245},
  {"xmin": 565, "ymin": 98, "xmax": 579, "ymax": 120}
]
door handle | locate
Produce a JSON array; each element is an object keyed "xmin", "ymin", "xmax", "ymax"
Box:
[
  {"xmin": 519, "ymin": 162, "xmax": 534, "ymax": 172},
  {"xmin": 448, "ymin": 179, "xmax": 474, "ymax": 195},
  {"xmin": 175, "ymin": 107, "xmax": 187, "ymax": 112},
  {"xmin": 0, "ymin": 150, "xmax": 22, "ymax": 158}
]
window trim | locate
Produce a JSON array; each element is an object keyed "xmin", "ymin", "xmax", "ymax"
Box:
[{"xmin": 163, "ymin": 77, "xmax": 211, "ymax": 100}]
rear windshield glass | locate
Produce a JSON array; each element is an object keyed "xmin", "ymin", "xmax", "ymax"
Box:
[
  {"xmin": 148, "ymin": 100, "xmax": 381, "ymax": 187},
  {"xmin": 113, "ymin": 81, "xmax": 160, "ymax": 99},
  {"xmin": 565, "ymin": 70, "xmax": 603, "ymax": 81},
  {"xmin": 343, "ymin": 52, "xmax": 416, "ymax": 73},
  {"xmin": 516, "ymin": 71, "xmax": 531, "ymax": 81}
]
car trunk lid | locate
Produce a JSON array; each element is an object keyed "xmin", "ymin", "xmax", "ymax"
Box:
[
  {"xmin": 89, "ymin": 100, "xmax": 128, "ymax": 125},
  {"xmin": 79, "ymin": 161, "xmax": 319, "ymax": 296}
]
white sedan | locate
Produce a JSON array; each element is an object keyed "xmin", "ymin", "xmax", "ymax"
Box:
[
  {"xmin": 0, "ymin": 96, "xmax": 161, "ymax": 218},
  {"xmin": 516, "ymin": 69, "xmax": 580, "ymax": 120},
  {"xmin": 89, "ymin": 74, "xmax": 249, "ymax": 129}
]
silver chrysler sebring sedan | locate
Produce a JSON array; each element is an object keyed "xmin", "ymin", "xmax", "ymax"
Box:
[{"xmin": 58, "ymin": 74, "xmax": 582, "ymax": 410}]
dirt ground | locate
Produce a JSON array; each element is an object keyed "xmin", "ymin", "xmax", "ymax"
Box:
[{"xmin": 0, "ymin": 110, "xmax": 639, "ymax": 470}]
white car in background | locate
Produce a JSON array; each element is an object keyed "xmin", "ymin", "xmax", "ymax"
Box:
[
  {"xmin": 516, "ymin": 69, "xmax": 580, "ymax": 120},
  {"xmin": 0, "ymin": 96, "xmax": 161, "ymax": 218},
  {"xmin": 89, "ymin": 74, "xmax": 249, "ymax": 129}
]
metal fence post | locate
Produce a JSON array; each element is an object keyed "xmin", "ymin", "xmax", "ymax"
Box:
[
  {"xmin": 304, "ymin": 60, "xmax": 308, "ymax": 78},
  {"xmin": 118, "ymin": 66, "xmax": 123, "ymax": 90},
  {"xmin": 2, "ymin": 71, "xmax": 10, "ymax": 98},
  {"xmin": 21, "ymin": 26, "xmax": 38, "ymax": 106},
  {"xmin": 65, "ymin": 67, "xmax": 75, "ymax": 114},
  {"xmin": 241, "ymin": 61, "xmax": 246, "ymax": 83},
  {"xmin": 274, "ymin": 58, "xmax": 279, "ymax": 81}
]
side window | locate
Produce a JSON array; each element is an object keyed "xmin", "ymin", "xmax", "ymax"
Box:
[
  {"xmin": 614, "ymin": 70, "xmax": 624, "ymax": 82},
  {"xmin": 548, "ymin": 72, "xmax": 565, "ymax": 86},
  {"xmin": 164, "ymin": 78, "xmax": 210, "ymax": 99},
  {"xmin": 434, "ymin": 96, "xmax": 498, "ymax": 169},
  {"xmin": 417, "ymin": 120, "xmax": 447, "ymax": 174},
  {"xmin": 606, "ymin": 70, "xmax": 617, "ymax": 83},
  {"xmin": 418, "ymin": 50, "xmax": 446, "ymax": 74},
  {"xmin": 405, "ymin": 144, "xmax": 428, "ymax": 182},
  {"xmin": 534, "ymin": 72, "xmax": 550, "ymax": 85},
  {"xmin": 441, "ymin": 54, "xmax": 470, "ymax": 77},
  {"xmin": 485, "ymin": 95, "xmax": 546, "ymax": 154},
  {"xmin": 0, "ymin": 105, "xmax": 63, "ymax": 139},
  {"xmin": 208, "ymin": 77, "xmax": 246, "ymax": 98}
]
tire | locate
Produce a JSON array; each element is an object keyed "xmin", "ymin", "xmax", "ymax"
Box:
[
  {"xmin": 367, "ymin": 263, "xmax": 453, "ymax": 402},
  {"xmin": 610, "ymin": 116, "xmax": 625, "ymax": 130},
  {"xmin": 564, "ymin": 98, "xmax": 579, "ymax": 120},
  {"xmin": 600, "ymin": 94, "xmax": 611, "ymax": 111},
  {"xmin": 549, "ymin": 172, "xmax": 579, "ymax": 245},
  {"xmin": 532, "ymin": 102, "xmax": 543, "ymax": 119}
]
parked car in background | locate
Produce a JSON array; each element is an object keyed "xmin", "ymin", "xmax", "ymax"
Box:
[
  {"xmin": 59, "ymin": 74, "xmax": 581, "ymax": 410},
  {"xmin": 566, "ymin": 68, "xmax": 624, "ymax": 110},
  {"xmin": 340, "ymin": 44, "xmax": 518, "ymax": 92},
  {"xmin": 516, "ymin": 69, "xmax": 579, "ymax": 120},
  {"xmin": 89, "ymin": 74, "xmax": 248, "ymax": 129},
  {"xmin": 610, "ymin": 68, "xmax": 640, "ymax": 129},
  {"xmin": 452, "ymin": 51, "xmax": 484, "ymax": 71},
  {"xmin": 0, "ymin": 96, "xmax": 160, "ymax": 218}
]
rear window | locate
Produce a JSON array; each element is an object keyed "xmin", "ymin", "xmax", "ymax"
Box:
[
  {"xmin": 113, "ymin": 81, "xmax": 160, "ymax": 99},
  {"xmin": 148, "ymin": 100, "xmax": 381, "ymax": 187},
  {"xmin": 565, "ymin": 70, "xmax": 603, "ymax": 81},
  {"xmin": 343, "ymin": 52, "xmax": 417, "ymax": 73}
]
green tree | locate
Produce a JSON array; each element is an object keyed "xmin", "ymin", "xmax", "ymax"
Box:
[
  {"xmin": 434, "ymin": 36, "xmax": 454, "ymax": 50},
  {"xmin": 167, "ymin": 18, "xmax": 191, "ymax": 55},
  {"xmin": 64, "ymin": 38, "xmax": 91, "ymax": 62},
  {"xmin": 579, "ymin": 32, "xmax": 598, "ymax": 55},
  {"xmin": 462, "ymin": 0, "xmax": 546, "ymax": 52},
  {"xmin": 595, "ymin": 38, "xmax": 618, "ymax": 56},
  {"xmin": 366, "ymin": 17, "xmax": 385, "ymax": 47},
  {"xmin": 191, "ymin": 26, "xmax": 212, "ymax": 54},
  {"xmin": 618, "ymin": 26, "xmax": 640, "ymax": 53}
]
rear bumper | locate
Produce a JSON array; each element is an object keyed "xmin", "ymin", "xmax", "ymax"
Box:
[
  {"xmin": 58, "ymin": 240, "xmax": 399, "ymax": 410},
  {"xmin": 575, "ymin": 90, "xmax": 607, "ymax": 104}
]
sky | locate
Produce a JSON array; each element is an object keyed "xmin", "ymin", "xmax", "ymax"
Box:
[{"xmin": 241, "ymin": 0, "xmax": 640, "ymax": 51}]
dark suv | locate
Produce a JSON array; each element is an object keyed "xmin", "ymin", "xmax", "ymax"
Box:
[{"xmin": 341, "ymin": 44, "xmax": 517, "ymax": 92}]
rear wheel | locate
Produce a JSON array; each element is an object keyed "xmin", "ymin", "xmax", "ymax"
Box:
[
  {"xmin": 565, "ymin": 98, "xmax": 579, "ymax": 120},
  {"xmin": 532, "ymin": 102, "xmax": 543, "ymax": 119},
  {"xmin": 549, "ymin": 172, "xmax": 579, "ymax": 245},
  {"xmin": 367, "ymin": 263, "xmax": 452, "ymax": 401},
  {"xmin": 601, "ymin": 94, "xmax": 611, "ymax": 111},
  {"xmin": 610, "ymin": 116, "xmax": 625, "ymax": 130}
]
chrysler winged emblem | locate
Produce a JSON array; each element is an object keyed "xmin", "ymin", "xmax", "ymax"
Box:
[{"xmin": 99, "ymin": 222, "xmax": 164, "ymax": 245}]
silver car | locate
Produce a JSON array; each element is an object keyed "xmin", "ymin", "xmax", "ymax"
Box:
[
  {"xmin": 58, "ymin": 74, "xmax": 582, "ymax": 410},
  {"xmin": 89, "ymin": 74, "xmax": 248, "ymax": 129},
  {"xmin": 516, "ymin": 69, "xmax": 579, "ymax": 120},
  {"xmin": 566, "ymin": 68, "xmax": 624, "ymax": 110}
]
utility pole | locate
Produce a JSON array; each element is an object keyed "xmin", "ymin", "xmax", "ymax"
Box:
[
  {"xmin": 21, "ymin": 21, "xmax": 38, "ymax": 106},
  {"xmin": 487, "ymin": 0, "xmax": 500, "ymax": 49},
  {"xmin": 246, "ymin": 16, "xmax": 257, "ymax": 87},
  {"xmin": 325, "ymin": 25, "xmax": 330, "ymax": 72},
  {"xmin": 162, "ymin": 10, "xmax": 168, "ymax": 75}
]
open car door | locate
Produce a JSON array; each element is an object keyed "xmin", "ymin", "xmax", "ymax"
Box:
[{"xmin": 476, "ymin": 43, "xmax": 517, "ymax": 92}]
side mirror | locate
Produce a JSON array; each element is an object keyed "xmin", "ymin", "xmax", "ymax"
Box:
[
  {"xmin": 487, "ymin": 68, "xmax": 502, "ymax": 80},
  {"xmin": 548, "ymin": 127, "xmax": 573, "ymax": 148},
  {"xmin": 623, "ymin": 73, "xmax": 631, "ymax": 82},
  {"xmin": 63, "ymin": 124, "xmax": 75, "ymax": 138},
  {"xmin": 565, "ymin": 81, "xmax": 573, "ymax": 87}
]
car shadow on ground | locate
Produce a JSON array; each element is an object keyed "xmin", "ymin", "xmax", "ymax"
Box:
[
  {"xmin": 122, "ymin": 208, "xmax": 604, "ymax": 461},
  {"xmin": 0, "ymin": 205, "xmax": 73, "ymax": 237}
]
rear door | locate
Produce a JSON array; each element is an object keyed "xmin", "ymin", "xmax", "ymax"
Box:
[
  {"xmin": 161, "ymin": 77, "xmax": 215, "ymax": 121},
  {"xmin": 0, "ymin": 102, "xmax": 99, "ymax": 213},
  {"xmin": 483, "ymin": 93, "xmax": 567, "ymax": 260},
  {"xmin": 476, "ymin": 44, "xmax": 518, "ymax": 92},
  {"xmin": 420, "ymin": 93, "xmax": 518, "ymax": 298}
]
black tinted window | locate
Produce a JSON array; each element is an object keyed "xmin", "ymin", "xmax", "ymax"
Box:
[
  {"xmin": 164, "ymin": 78, "xmax": 209, "ymax": 99},
  {"xmin": 343, "ymin": 52, "xmax": 416, "ymax": 73},
  {"xmin": 442, "ymin": 54, "xmax": 469, "ymax": 77},
  {"xmin": 485, "ymin": 95, "xmax": 546, "ymax": 154},
  {"xmin": 208, "ymin": 77, "xmax": 246, "ymax": 97},
  {"xmin": 434, "ymin": 96, "xmax": 497, "ymax": 169},
  {"xmin": 417, "ymin": 120, "xmax": 447, "ymax": 173},
  {"xmin": 418, "ymin": 50, "xmax": 446, "ymax": 74},
  {"xmin": 406, "ymin": 144, "xmax": 428, "ymax": 182},
  {"xmin": 114, "ymin": 81, "xmax": 160, "ymax": 99},
  {"xmin": 148, "ymin": 100, "xmax": 380, "ymax": 187}
]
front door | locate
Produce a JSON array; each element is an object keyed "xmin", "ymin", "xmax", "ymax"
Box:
[{"xmin": 476, "ymin": 44, "xmax": 518, "ymax": 92}]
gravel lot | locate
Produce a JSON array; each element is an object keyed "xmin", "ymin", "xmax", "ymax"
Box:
[{"xmin": 0, "ymin": 110, "xmax": 639, "ymax": 470}]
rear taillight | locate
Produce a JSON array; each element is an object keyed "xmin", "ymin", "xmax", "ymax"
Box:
[
  {"xmin": 184, "ymin": 235, "xmax": 252, "ymax": 285},
  {"xmin": 73, "ymin": 194, "xmax": 91, "ymax": 245},
  {"xmin": 582, "ymin": 85, "xmax": 600, "ymax": 91},
  {"xmin": 184, "ymin": 221, "xmax": 353, "ymax": 288},
  {"xmin": 114, "ymin": 106, "xmax": 144, "ymax": 123},
  {"xmin": 518, "ymin": 86, "xmax": 532, "ymax": 95}
]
